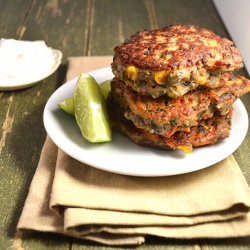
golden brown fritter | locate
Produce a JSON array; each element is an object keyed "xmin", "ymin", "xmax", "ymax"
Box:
[
  {"xmin": 112, "ymin": 24, "xmax": 243, "ymax": 98},
  {"xmin": 108, "ymin": 100, "xmax": 232, "ymax": 153},
  {"xmin": 109, "ymin": 73, "xmax": 250, "ymax": 138},
  {"xmin": 108, "ymin": 24, "xmax": 250, "ymax": 153}
]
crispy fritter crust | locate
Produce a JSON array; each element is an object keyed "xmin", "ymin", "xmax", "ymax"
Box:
[
  {"xmin": 108, "ymin": 99, "xmax": 232, "ymax": 152},
  {"xmin": 109, "ymin": 73, "xmax": 250, "ymax": 138},
  {"xmin": 108, "ymin": 24, "xmax": 248, "ymax": 152},
  {"xmin": 112, "ymin": 24, "xmax": 243, "ymax": 98},
  {"xmin": 113, "ymin": 24, "xmax": 242, "ymax": 71}
]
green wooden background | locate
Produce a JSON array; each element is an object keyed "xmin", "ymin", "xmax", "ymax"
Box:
[{"xmin": 0, "ymin": 0, "xmax": 250, "ymax": 249}]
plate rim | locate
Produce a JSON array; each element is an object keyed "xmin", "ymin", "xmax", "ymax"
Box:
[
  {"xmin": 43, "ymin": 66, "xmax": 249, "ymax": 177},
  {"xmin": 0, "ymin": 49, "xmax": 62, "ymax": 90}
]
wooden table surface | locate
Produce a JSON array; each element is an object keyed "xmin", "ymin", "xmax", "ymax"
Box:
[{"xmin": 1, "ymin": 0, "xmax": 250, "ymax": 249}]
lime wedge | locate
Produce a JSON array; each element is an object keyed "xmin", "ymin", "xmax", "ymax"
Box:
[
  {"xmin": 58, "ymin": 79, "xmax": 111, "ymax": 116},
  {"xmin": 99, "ymin": 80, "xmax": 111, "ymax": 99},
  {"xmin": 58, "ymin": 97, "xmax": 75, "ymax": 116},
  {"xmin": 74, "ymin": 73, "xmax": 112, "ymax": 143}
]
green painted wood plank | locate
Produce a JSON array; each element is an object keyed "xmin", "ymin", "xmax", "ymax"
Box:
[
  {"xmin": 0, "ymin": 0, "xmax": 31, "ymax": 39},
  {"xmin": 0, "ymin": 1, "xmax": 43, "ymax": 248},
  {"xmin": 0, "ymin": 0, "xmax": 88, "ymax": 249},
  {"xmin": 87, "ymin": 0, "xmax": 152, "ymax": 56},
  {"xmin": 154, "ymin": 0, "xmax": 229, "ymax": 36},
  {"xmin": 20, "ymin": 0, "xmax": 88, "ymax": 62}
]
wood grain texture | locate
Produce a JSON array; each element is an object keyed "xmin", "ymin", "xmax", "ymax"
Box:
[
  {"xmin": 0, "ymin": 0, "xmax": 87, "ymax": 249},
  {"xmin": 0, "ymin": 0, "xmax": 250, "ymax": 249}
]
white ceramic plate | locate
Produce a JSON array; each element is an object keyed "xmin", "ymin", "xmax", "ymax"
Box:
[
  {"xmin": 43, "ymin": 67, "xmax": 249, "ymax": 177},
  {"xmin": 0, "ymin": 49, "xmax": 62, "ymax": 90}
]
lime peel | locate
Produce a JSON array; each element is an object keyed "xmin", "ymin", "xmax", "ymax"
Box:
[
  {"xmin": 99, "ymin": 80, "xmax": 111, "ymax": 99},
  {"xmin": 58, "ymin": 79, "xmax": 111, "ymax": 116},
  {"xmin": 58, "ymin": 97, "xmax": 75, "ymax": 116},
  {"xmin": 74, "ymin": 73, "xmax": 112, "ymax": 143}
]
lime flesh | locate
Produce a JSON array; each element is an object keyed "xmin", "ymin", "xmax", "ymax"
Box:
[
  {"xmin": 58, "ymin": 79, "xmax": 111, "ymax": 116},
  {"xmin": 58, "ymin": 97, "xmax": 75, "ymax": 116},
  {"xmin": 74, "ymin": 73, "xmax": 112, "ymax": 143},
  {"xmin": 99, "ymin": 80, "xmax": 111, "ymax": 99}
]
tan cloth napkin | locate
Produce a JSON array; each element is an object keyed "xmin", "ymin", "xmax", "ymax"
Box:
[{"xmin": 17, "ymin": 56, "xmax": 250, "ymax": 246}]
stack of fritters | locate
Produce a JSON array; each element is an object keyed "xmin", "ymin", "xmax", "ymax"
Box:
[{"xmin": 108, "ymin": 24, "xmax": 250, "ymax": 153}]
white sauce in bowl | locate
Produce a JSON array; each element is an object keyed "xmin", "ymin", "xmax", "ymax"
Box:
[{"xmin": 0, "ymin": 39, "xmax": 56, "ymax": 85}]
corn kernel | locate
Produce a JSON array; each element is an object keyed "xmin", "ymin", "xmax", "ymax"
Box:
[
  {"xmin": 202, "ymin": 124, "xmax": 209, "ymax": 130},
  {"xmin": 199, "ymin": 77, "xmax": 206, "ymax": 85},
  {"xmin": 168, "ymin": 92, "xmax": 178, "ymax": 98},
  {"xmin": 154, "ymin": 70, "xmax": 169, "ymax": 85},
  {"xmin": 177, "ymin": 145, "xmax": 193, "ymax": 154},
  {"xmin": 208, "ymin": 40, "xmax": 218, "ymax": 47},
  {"xmin": 127, "ymin": 66, "xmax": 138, "ymax": 80},
  {"xmin": 206, "ymin": 58, "xmax": 215, "ymax": 66}
]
